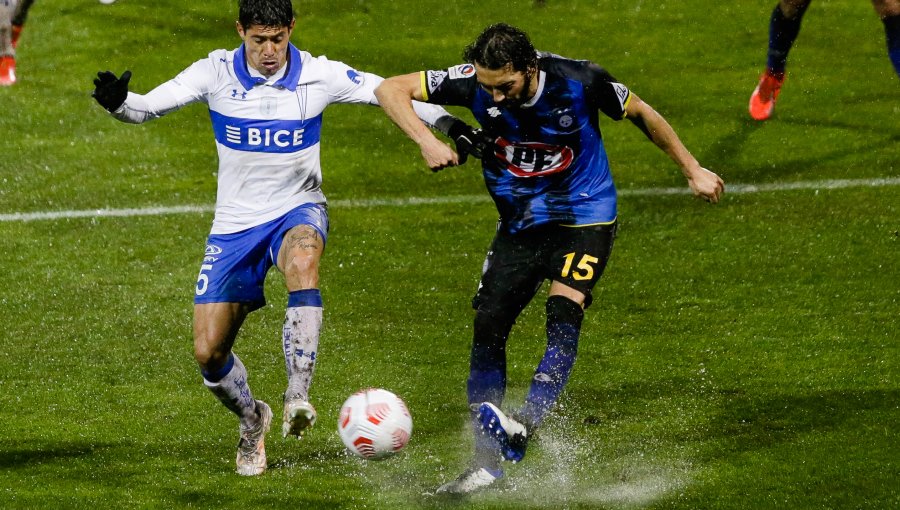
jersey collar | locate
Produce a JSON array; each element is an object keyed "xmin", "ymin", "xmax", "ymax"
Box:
[
  {"xmin": 521, "ymin": 70, "xmax": 546, "ymax": 108},
  {"xmin": 234, "ymin": 43, "xmax": 302, "ymax": 92}
]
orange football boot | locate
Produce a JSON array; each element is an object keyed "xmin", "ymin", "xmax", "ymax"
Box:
[
  {"xmin": 749, "ymin": 69, "xmax": 785, "ymax": 121},
  {"xmin": 0, "ymin": 56, "xmax": 16, "ymax": 86}
]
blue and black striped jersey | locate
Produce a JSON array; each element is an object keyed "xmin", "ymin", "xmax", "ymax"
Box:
[{"xmin": 422, "ymin": 53, "xmax": 631, "ymax": 234}]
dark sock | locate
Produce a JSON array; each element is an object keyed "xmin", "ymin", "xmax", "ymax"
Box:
[
  {"xmin": 766, "ymin": 2, "xmax": 810, "ymax": 74},
  {"xmin": 884, "ymin": 15, "xmax": 900, "ymax": 78},
  {"xmin": 518, "ymin": 296, "xmax": 583, "ymax": 429},
  {"xmin": 467, "ymin": 310, "xmax": 512, "ymax": 468}
]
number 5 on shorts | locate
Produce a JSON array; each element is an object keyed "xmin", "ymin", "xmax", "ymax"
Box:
[
  {"xmin": 561, "ymin": 252, "xmax": 599, "ymax": 281},
  {"xmin": 196, "ymin": 263, "xmax": 213, "ymax": 295}
]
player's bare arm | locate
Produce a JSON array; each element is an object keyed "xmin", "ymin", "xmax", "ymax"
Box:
[
  {"xmin": 624, "ymin": 93, "xmax": 725, "ymax": 203},
  {"xmin": 375, "ymin": 73, "xmax": 459, "ymax": 170}
]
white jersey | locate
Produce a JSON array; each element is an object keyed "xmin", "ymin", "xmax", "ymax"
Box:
[{"xmin": 112, "ymin": 43, "xmax": 448, "ymax": 234}]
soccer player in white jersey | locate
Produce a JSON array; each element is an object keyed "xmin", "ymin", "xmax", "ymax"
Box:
[{"xmin": 92, "ymin": 0, "xmax": 481, "ymax": 476}]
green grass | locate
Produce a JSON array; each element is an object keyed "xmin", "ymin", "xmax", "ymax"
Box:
[{"xmin": 1, "ymin": 0, "xmax": 898, "ymax": 508}]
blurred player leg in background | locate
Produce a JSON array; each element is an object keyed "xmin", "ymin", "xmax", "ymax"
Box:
[
  {"xmin": 1, "ymin": 0, "xmax": 34, "ymax": 85},
  {"xmin": 0, "ymin": 0, "xmax": 18, "ymax": 85},
  {"xmin": 11, "ymin": 0, "xmax": 33, "ymax": 48},
  {"xmin": 749, "ymin": 0, "xmax": 810, "ymax": 120},
  {"xmin": 751, "ymin": 0, "xmax": 899, "ymax": 120},
  {"xmin": 874, "ymin": 0, "xmax": 900, "ymax": 77}
]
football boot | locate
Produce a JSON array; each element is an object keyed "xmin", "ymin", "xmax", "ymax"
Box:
[
  {"xmin": 749, "ymin": 69, "xmax": 785, "ymax": 121},
  {"xmin": 435, "ymin": 466, "xmax": 503, "ymax": 495},
  {"xmin": 477, "ymin": 402, "xmax": 528, "ymax": 463},
  {"xmin": 0, "ymin": 56, "xmax": 16, "ymax": 86},
  {"xmin": 282, "ymin": 394, "xmax": 317, "ymax": 438},
  {"xmin": 235, "ymin": 400, "xmax": 272, "ymax": 476}
]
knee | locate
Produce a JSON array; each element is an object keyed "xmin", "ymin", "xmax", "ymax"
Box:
[
  {"xmin": 193, "ymin": 327, "xmax": 230, "ymax": 370},
  {"xmin": 780, "ymin": 0, "xmax": 811, "ymax": 18},
  {"xmin": 546, "ymin": 295, "xmax": 584, "ymax": 326},
  {"xmin": 282, "ymin": 252, "xmax": 320, "ymax": 288},
  {"xmin": 546, "ymin": 296, "xmax": 584, "ymax": 351},
  {"xmin": 284, "ymin": 252, "xmax": 319, "ymax": 275},
  {"xmin": 193, "ymin": 340, "xmax": 225, "ymax": 369},
  {"xmin": 873, "ymin": 0, "xmax": 900, "ymax": 18}
]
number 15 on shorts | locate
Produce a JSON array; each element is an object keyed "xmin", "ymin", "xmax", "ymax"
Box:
[{"xmin": 560, "ymin": 252, "xmax": 599, "ymax": 281}]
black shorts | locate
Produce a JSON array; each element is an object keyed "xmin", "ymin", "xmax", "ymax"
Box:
[{"xmin": 472, "ymin": 221, "xmax": 617, "ymax": 315}]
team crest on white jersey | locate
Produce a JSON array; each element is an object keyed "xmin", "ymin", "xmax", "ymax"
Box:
[
  {"xmin": 260, "ymin": 97, "xmax": 278, "ymax": 117},
  {"xmin": 448, "ymin": 63, "xmax": 476, "ymax": 79},
  {"xmin": 494, "ymin": 138, "xmax": 574, "ymax": 178}
]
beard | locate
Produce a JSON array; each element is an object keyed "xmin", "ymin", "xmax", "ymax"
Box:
[{"xmin": 498, "ymin": 70, "xmax": 534, "ymax": 109}]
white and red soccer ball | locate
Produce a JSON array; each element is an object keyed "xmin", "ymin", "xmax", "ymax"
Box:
[{"xmin": 338, "ymin": 388, "xmax": 412, "ymax": 460}]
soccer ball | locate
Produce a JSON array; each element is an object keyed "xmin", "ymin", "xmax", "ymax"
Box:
[{"xmin": 338, "ymin": 388, "xmax": 412, "ymax": 460}]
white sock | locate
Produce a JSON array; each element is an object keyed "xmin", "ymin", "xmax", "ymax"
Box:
[
  {"xmin": 283, "ymin": 305, "xmax": 322, "ymax": 401},
  {"xmin": 203, "ymin": 353, "xmax": 258, "ymax": 427}
]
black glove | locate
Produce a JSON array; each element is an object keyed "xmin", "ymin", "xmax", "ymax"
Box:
[
  {"xmin": 92, "ymin": 70, "xmax": 132, "ymax": 112},
  {"xmin": 447, "ymin": 119, "xmax": 493, "ymax": 166}
]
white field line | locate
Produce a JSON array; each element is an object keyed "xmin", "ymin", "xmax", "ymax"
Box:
[{"xmin": 1, "ymin": 177, "xmax": 899, "ymax": 223}]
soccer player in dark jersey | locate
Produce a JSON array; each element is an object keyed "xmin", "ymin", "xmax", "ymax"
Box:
[
  {"xmin": 375, "ymin": 23, "xmax": 725, "ymax": 494},
  {"xmin": 750, "ymin": 0, "xmax": 900, "ymax": 120}
]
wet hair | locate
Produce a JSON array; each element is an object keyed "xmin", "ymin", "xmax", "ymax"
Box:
[
  {"xmin": 238, "ymin": 0, "xmax": 294, "ymax": 29},
  {"xmin": 463, "ymin": 23, "xmax": 538, "ymax": 72}
]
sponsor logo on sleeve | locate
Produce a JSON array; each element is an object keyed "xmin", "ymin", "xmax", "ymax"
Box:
[
  {"xmin": 611, "ymin": 82, "xmax": 630, "ymax": 109},
  {"xmin": 425, "ymin": 70, "xmax": 448, "ymax": 93},
  {"xmin": 448, "ymin": 63, "xmax": 476, "ymax": 80},
  {"xmin": 347, "ymin": 69, "xmax": 364, "ymax": 85}
]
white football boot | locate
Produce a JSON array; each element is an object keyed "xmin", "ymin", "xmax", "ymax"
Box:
[
  {"xmin": 436, "ymin": 466, "xmax": 504, "ymax": 494},
  {"xmin": 235, "ymin": 400, "xmax": 272, "ymax": 476},
  {"xmin": 282, "ymin": 395, "xmax": 317, "ymax": 438}
]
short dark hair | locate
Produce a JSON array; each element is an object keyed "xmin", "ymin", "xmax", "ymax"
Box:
[
  {"xmin": 463, "ymin": 23, "xmax": 538, "ymax": 72},
  {"xmin": 238, "ymin": 0, "xmax": 294, "ymax": 29}
]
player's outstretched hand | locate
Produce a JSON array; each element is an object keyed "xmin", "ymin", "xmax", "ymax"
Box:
[
  {"xmin": 688, "ymin": 167, "xmax": 725, "ymax": 204},
  {"xmin": 92, "ymin": 70, "xmax": 132, "ymax": 112},
  {"xmin": 447, "ymin": 119, "xmax": 493, "ymax": 165}
]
